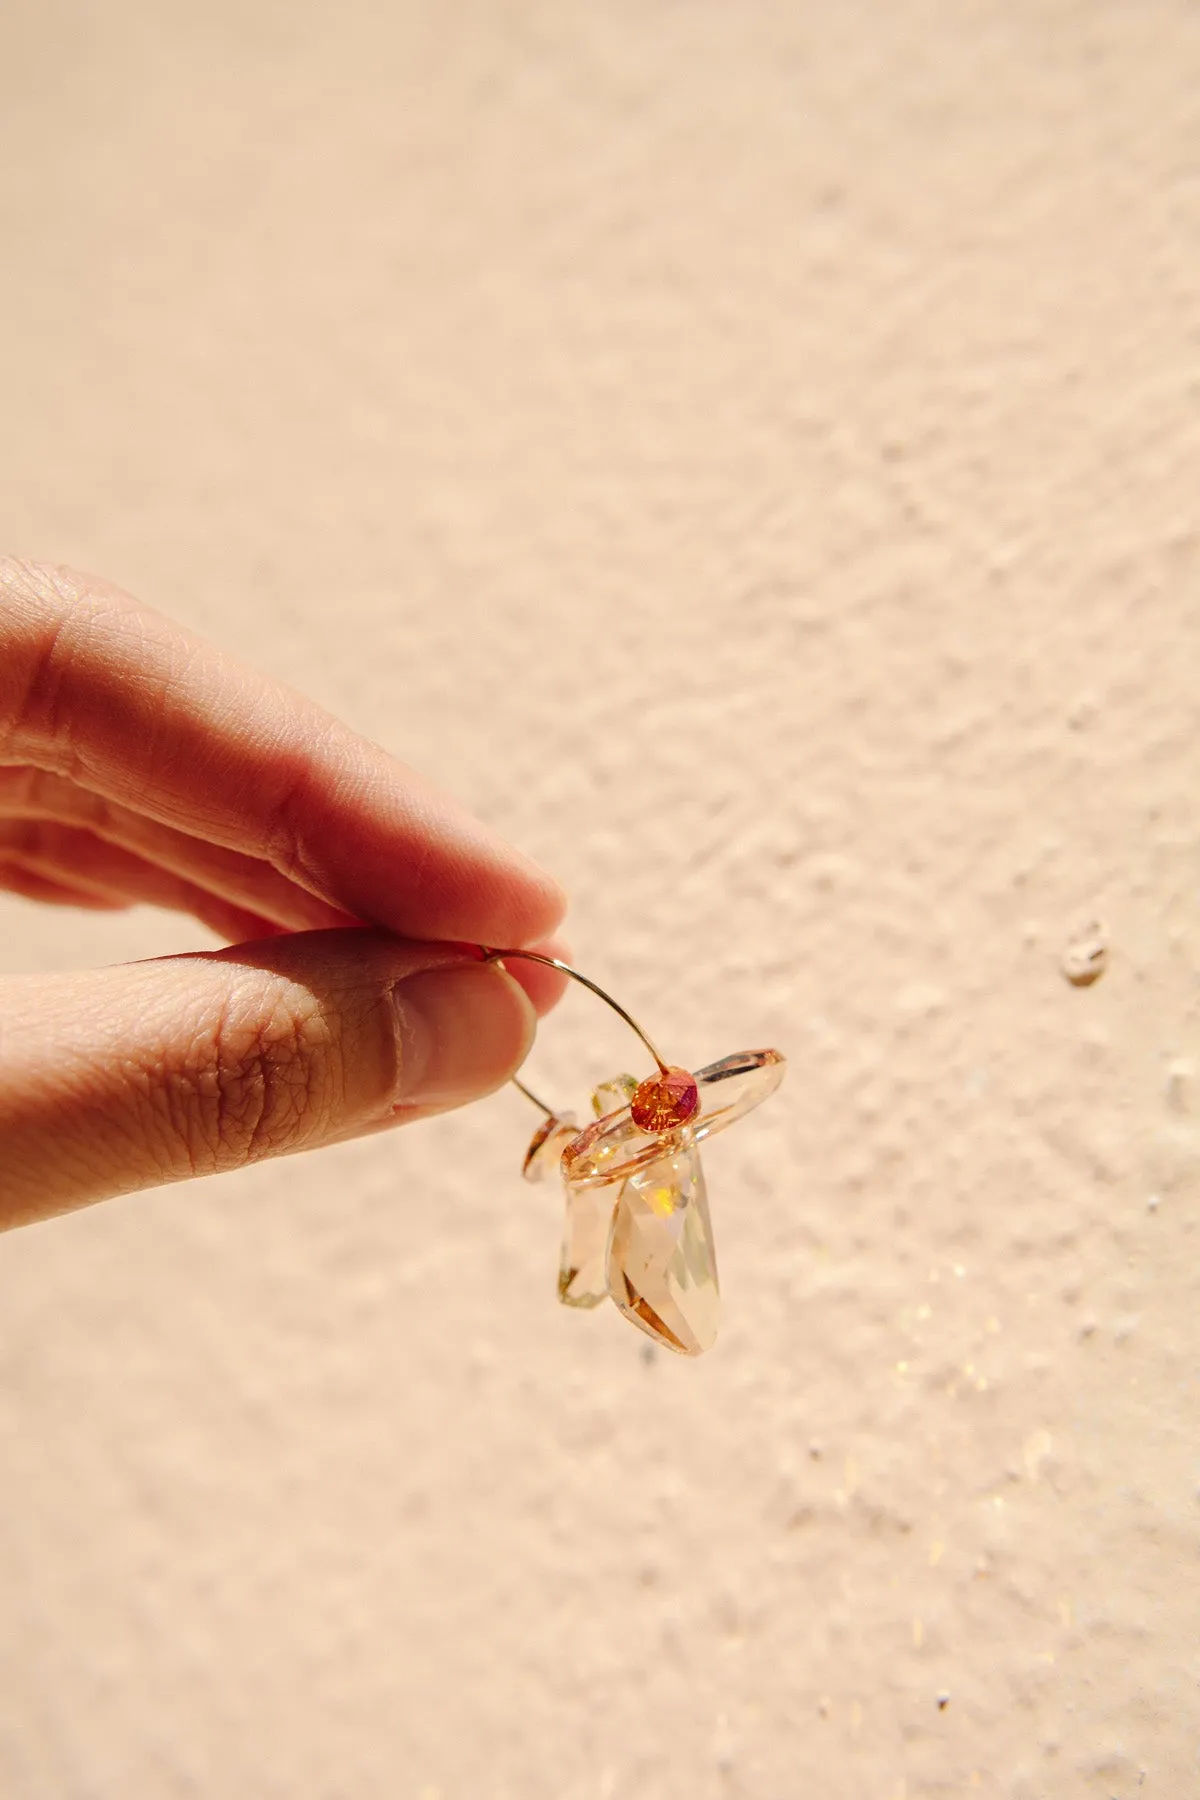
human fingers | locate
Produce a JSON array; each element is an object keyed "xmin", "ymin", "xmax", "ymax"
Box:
[
  {"xmin": 0, "ymin": 559, "xmax": 566, "ymax": 947},
  {"xmin": 0, "ymin": 817, "xmax": 312, "ymax": 942},
  {"xmin": 0, "ymin": 864, "xmax": 129, "ymax": 910},
  {"xmin": 0, "ymin": 766, "xmax": 358, "ymax": 930},
  {"xmin": 0, "ymin": 813, "xmax": 572, "ymax": 1004},
  {"xmin": 0, "ymin": 930, "xmax": 535, "ymax": 1228}
]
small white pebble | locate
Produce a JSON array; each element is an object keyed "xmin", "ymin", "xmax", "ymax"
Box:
[
  {"xmin": 1061, "ymin": 919, "xmax": 1108, "ymax": 987},
  {"xmin": 1165, "ymin": 1061, "xmax": 1193, "ymax": 1113}
]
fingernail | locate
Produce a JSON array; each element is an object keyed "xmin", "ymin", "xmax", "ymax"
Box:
[{"xmin": 391, "ymin": 962, "xmax": 536, "ymax": 1108}]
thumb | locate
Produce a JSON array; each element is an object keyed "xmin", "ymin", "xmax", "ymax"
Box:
[{"xmin": 0, "ymin": 929, "xmax": 535, "ymax": 1229}]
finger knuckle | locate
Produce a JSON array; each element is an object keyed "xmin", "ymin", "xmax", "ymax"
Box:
[
  {"xmin": 167, "ymin": 980, "xmax": 343, "ymax": 1173},
  {"xmin": 0, "ymin": 561, "xmax": 129, "ymax": 767}
]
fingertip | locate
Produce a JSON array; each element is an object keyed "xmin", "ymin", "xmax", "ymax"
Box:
[
  {"xmin": 484, "ymin": 867, "xmax": 569, "ymax": 954},
  {"xmin": 529, "ymin": 869, "xmax": 570, "ymax": 940},
  {"xmin": 391, "ymin": 959, "xmax": 536, "ymax": 1109}
]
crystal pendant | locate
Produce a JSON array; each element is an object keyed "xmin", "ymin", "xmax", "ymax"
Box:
[
  {"xmin": 522, "ymin": 1113, "xmax": 612, "ymax": 1310},
  {"xmin": 564, "ymin": 1048, "xmax": 786, "ymax": 1189},
  {"xmin": 606, "ymin": 1134, "xmax": 719, "ymax": 1356},
  {"xmin": 591, "ymin": 1073, "xmax": 638, "ymax": 1118},
  {"xmin": 553, "ymin": 1075, "xmax": 635, "ymax": 1309},
  {"xmin": 558, "ymin": 1182, "xmax": 616, "ymax": 1309},
  {"xmin": 522, "ymin": 1114, "xmax": 577, "ymax": 1183}
]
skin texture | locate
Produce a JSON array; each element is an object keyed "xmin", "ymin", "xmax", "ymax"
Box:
[{"xmin": 0, "ymin": 558, "xmax": 568, "ymax": 1227}]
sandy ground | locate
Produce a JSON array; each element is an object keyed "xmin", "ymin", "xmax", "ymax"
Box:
[{"xmin": 1, "ymin": 3, "xmax": 1198, "ymax": 1795}]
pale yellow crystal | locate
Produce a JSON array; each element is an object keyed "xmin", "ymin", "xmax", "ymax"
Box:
[
  {"xmin": 558, "ymin": 1181, "xmax": 615, "ymax": 1309},
  {"xmin": 606, "ymin": 1137, "xmax": 719, "ymax": 1355},
  {"xmin": 591, "ymin": 1073, "xmax": 638, "ymax": 1118}
]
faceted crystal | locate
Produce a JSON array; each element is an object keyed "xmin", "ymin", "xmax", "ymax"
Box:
[
  {"xmin": 558, "ymin": 1180, "xmax": 616, "ymax": 1309},
  {"xmin": 591, "ymin": 1073, "xmax": 638, "ymax": 1118},
  {"xmin": 564, "ymin": 1048, "xmax": 786, "ymax": 1189},
  {"xmin": 606, "ymin": 1136, "xmax": 720, "ymax": 1355},
  {"xmin": 630, "ymin": 1065, "xmax": 699, "ymax": 1132},
  {"xmin": 522, "ymin": 1114, "xmax": 577, "ymax": 1183}
]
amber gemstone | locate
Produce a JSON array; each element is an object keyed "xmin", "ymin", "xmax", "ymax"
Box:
[
  {"xmin": 630, "ymin": 1066, "xmax": 700, "ymax": 1133},
  {"xmin": 563, "ymin": 1049, "xmax": 785, "ymax": 1190}
]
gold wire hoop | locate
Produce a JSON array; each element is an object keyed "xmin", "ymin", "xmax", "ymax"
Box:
[
  {"xmin": 479, "ymin": 948, "xmax": 670, "ymax": 1079},
  {"xmin": 511, "ymin": 1074, "xmax": 557, "ymax": 1119}
]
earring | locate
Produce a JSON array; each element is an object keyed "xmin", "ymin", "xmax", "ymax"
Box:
[{"xmin": 481, "ymin": 949, "xmax": 785, "ymax": 1357}]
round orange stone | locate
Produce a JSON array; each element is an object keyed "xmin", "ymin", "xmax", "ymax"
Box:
[{"xmin": 630, "ymin": 1066, "xmax": 700, "ymax": 1133}]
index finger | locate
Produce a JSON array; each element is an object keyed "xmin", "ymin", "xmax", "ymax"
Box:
[{"xmin": 0, "ymin": 559, "xmax": 566, "ymax": 948}]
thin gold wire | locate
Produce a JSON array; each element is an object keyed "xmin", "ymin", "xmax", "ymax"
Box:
[
  {"xmin": 479, "ymin": 948, "xmax": 670, "ymax": 1095},
  {"xmin": 511, "ymin": 1075, "xmax": 556, "ymax": 1118}
]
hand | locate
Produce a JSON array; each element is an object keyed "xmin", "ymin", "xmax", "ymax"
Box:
[{"xmin": 0, "ymin": 558, "xmax": 567, "ymax": 1229}]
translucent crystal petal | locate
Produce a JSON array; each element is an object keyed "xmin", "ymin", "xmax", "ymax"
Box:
[
  {"xmin": 522, "ymin": 1115, "xmax": 578, "ymax": 1183},
  {"xmin": 606, "ymin": 1136, "xmax": 719, "ymax": 1355},
  {"xmin": 563, "ymin": 1048, "xmax": 786, "ymax": 1189},
  {"xmin": 591, "ymin": 1073, "xmax": 638, "ymax": 1118},
  {"xmin": 558, "ymin": 1182, "xmax": 616, "ymax": 1309}
]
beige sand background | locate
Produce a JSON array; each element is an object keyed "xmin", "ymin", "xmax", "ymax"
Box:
[{"xmin": 1, "ymin": 2, "xmax": 1198, "ymax": 1795}]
